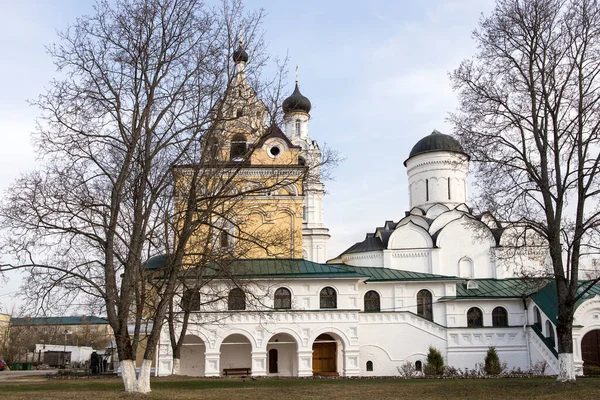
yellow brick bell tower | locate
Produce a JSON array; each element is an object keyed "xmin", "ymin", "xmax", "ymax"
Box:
[{"xmin": 174, "ymin": 38, "xmax": 306, "ymax": 261}]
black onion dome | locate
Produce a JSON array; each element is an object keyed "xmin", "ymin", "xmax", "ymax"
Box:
[
  {"xmin": 233, "ymin": 45, "xmax": 249, "ymax": 63},
  {"xmin": 282, "ymin": 83, "xmax": 311, "ymax": 114},
  {"xmin": 407, "ymin": 130, "xmax": 469, "ymax": 160}
]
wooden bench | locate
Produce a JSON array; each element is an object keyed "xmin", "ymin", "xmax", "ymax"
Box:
[{"xmin": 223, "ymin": 367, "xmax": 251, "ymax": 376}]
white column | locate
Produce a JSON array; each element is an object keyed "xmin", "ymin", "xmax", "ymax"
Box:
[
  {"xmin": 251, "ymin": 351, "xmax": 268, "ymax": 377},
  {"xmin": 343, "ymin": 349, "xmax": 361, "ymax": 377},
  {"xmin": 297, "ymin": 349, "xmax": 313, "ymax": 377},
  {"xmin": 204, "ymin": 351, "xmax": 221, "ymax": 377}
]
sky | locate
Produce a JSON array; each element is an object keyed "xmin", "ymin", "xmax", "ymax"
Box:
[{"xmin": 0, "ymin": 0, "xmax": 495, "ymax": 313}]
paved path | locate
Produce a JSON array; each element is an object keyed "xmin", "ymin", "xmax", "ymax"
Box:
[{"xmin": 0, "ymin": 370, "xmax": 58, "ymax": 381}]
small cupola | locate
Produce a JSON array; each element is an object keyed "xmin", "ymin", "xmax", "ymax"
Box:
[
  {"xmin": 405, "ymin": 129, "xmax": 469, "ymax": 165},
  {"xmin": 233, "ymin": 44, "xmax": 249, "ymax": 64},
  {"xmin": 282, "ymin": 83, "xmax": 311, "ymax": 115}
]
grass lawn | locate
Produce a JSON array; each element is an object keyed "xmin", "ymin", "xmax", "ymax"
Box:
[{"xmin": 1, "ymin": 376, "xmax": 599, "ymax": 399}]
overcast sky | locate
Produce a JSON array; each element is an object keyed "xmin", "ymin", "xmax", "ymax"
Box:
[{"xmin": 0, "ymin": 0, "xmax": 495, "ymax": 313}]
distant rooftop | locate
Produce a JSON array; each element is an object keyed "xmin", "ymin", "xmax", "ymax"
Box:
[{"xmin": 11, "ymin": 316, "xmax": 109, "ymax": 326}]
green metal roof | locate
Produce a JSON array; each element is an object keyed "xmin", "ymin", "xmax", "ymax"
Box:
[
  {"xmin": 340, "ymin": 265, "xmax": 459, "ymax": 282},
  {"xmin": 11, "ymin": 316, "xmax": 109, "ymax": 326},
  {"xmin": 442, "ymin": 278, "xmax": 551, "ymax": 300},
  {"xmin": 182, "ymin": 259, "xmax": 369, "ymax": 279},
  {"xmin": 531, "ymin": 280, "xmax": 600, "ymax": 325}
]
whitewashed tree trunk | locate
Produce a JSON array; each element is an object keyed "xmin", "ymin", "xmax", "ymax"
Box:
[
  {"xmin": 136, "ymin": 359, "xmax": 153, "ymax": 393},
  {"xmin": 120, "ymin": 360, "xmax": 137, "ymax": 393},
  {"xmin": 120, "ymin": 359, "xmax": 153, "ymax": 393},
  {"xmin": 172, "ymin": 358, "xmax": 181, "ymax": 375},
  {"xmin": 557, "ymin": 353, "xmax": 576, "ymax": 382}
]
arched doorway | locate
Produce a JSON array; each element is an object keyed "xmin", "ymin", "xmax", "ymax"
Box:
[
  {"xmin": 266, "ymin": 333, "xmax": 298, "ymax": 376},
  {"xmin": 180, "ymin": 335, "xmax": 205, "ymax": 377},
  {"xmin": 582, "ymin": 330, "xmax": 600, "ymax": 375},
  {"xmin": 220, "ymin": 334, "xmax": 252, "ymax": 375},
  {"xmin": 312, "ymin": 334, "xmax": 337, "ymax": 376}
]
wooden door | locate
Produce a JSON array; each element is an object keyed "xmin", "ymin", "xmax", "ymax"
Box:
[
  {"xmin": 582, "ymin": 330, "xmax": 600, "ymax": 368},
  {"xmin": 312, "ymin": 342, "xmax": 336, "ymax": 373}
]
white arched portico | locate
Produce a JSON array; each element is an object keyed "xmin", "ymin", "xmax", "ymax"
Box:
[
  {"xmin": 308, "ymin": 328, "xmax": 359, "ymax": 377},
  {"xmin": 218, "ymin": 332, "xmax": 255, "ymax": 376},
  {"xmin": 180, "ymin": 334, "xmax": 206, "ymax": 377},
  {"xmin": 265, "ymin": 332, "xmax": 299, "ymax": 376}
]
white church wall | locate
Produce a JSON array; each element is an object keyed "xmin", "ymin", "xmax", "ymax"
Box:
[
  {"xmin": 342, "ymin": 251, "xmax": 383, "ymax": 267},
  {"xmin": 359, "ymin": 313, "xmax": 447, "ymax": 376},
  {"xmin": 180, "ymin": 339, "xmax": 205, "ymax": 377},
  {"xmin": 388, "ymin": 223, "xmax": 433, "ymax": 250},
  {"xmin": 444, "ymin": 299, "xmax": 526, "ymax": 328},
  {"xmin": 436, "ymin": 218, "xmax": 496, "ymax": 278},
  {"xmin": 447, "ymin": 327, "xmax": 529, "ymax": 371},
  {"xmin": 266, "ymin": 333, "xmax": 297, "ymax": 376},
  {"xmin": 386, "ymin": 249, "xmax": 431, "ymax": 273},
  {"xmin": 405, "ymin": 152, "xmax": 469, "ymax": 209}
]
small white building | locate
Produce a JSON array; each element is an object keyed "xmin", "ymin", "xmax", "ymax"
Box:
[{"xmin": 155, "ymin": 46, "xmax": 600, "ymax": 378}]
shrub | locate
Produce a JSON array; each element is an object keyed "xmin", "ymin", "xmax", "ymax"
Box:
[
  {"xmin": 398, "ymin": 361, "xmax": 417, "ymax": 378},
  {"xmin": 424, "ymin": 346, "xmax": 444, "ymax": 376},
  {"xmin": 531, "ymin": 360, "xmax": 548, "ymax": 375},
  {"xmin": 484, "ymin": 347, "xmax": 502, "ymax": 375}
]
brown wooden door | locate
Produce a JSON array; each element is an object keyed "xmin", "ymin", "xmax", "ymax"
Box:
[
  {"xmin": 312, "ymin": 342, "xmax": 336, "ymax": 373},
  {"xmin": 582, "ymin": 330, "xmax": 600, "ymax": 368}
]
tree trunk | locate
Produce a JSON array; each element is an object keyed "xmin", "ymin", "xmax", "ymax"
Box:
[
  {"xmin": 172, "ymin": 358, "xmax": 181, "ymax": 376},
  {"xmin": 120, "ymin": 358, "xmax": 153, "ymax": 393},
  {"xmin": 136, "ymin": 359, "xmax": 153, "ymax": 393},
  {"xmin": 556, "ymin": 279, "xmax": 576, "ymax": 382},
  {"xmin": 120, "ymin": 359, "xmax": 137, "ymax": 393}
]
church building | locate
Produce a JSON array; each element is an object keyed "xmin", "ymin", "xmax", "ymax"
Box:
[{"xmin": 155, "ymin": 43, "xmax": 600, "ymax": 378}]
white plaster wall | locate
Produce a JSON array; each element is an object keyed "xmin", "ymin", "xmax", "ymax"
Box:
[
  {"xmin": 359, "ymin": 281, "xmax": 449, "ymax": 323},
  {"xmin": 220, "ymin": 334, "xmax": 252, "ymax": 370},
  {"xmin": 180, "ymin": 341, "xmax": 206, "ymax": 377},
  {"xmin": 388, "ymin": 223, "xmax": 432, "ymax": 250},
  {"xmin": 387, "ymin": 249, "xmax": 431, "ymax": 273},
  {"xmin": 406, "ymin": 152, "xmax": 469, "ymax": 209},
  {"xmin": 359, "ymin": 317, "xmax": 446, "ymax": 376},
  {"xmin": 342, "ymin": 251, "xmax": 383, "ymax": 267},
  {"xmin": 445, "ymin": 299, "xmax": 526, "ymax": 328},
  {"xmin": 266, "ymin": 344, "xmax": 296, "ymax": 376},
  {"xmin": 435, "ymin": 218, "xmax": 496, "ymax": 278}
]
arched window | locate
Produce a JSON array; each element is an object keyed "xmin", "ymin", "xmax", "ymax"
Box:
[
  {"xmin": 533, "ymin": 306, "xmax": 542, "ymax": 329},
  {"xmin": 467, "ymin": 307, "xmax": 483, "ymax": 327},
  {"xmin": 228, "ymin": 288, "xmax": 245, "ymax": 311},
  {"xmin": 298, "ymin": 156, "xmax": 306, "ymax": 166},
  {"xmin": 459, "ymin": 258, "xmax": 474, "ymax": 279},
  {"xmin": 425, "ymin": 179, "xmax": 429, "ymax": 201},
  {"xmin": 546, "ymin": 320, "xmax": 555, "ymax": 346},
  {"xmin": 219, "ymin": 230, "xmax": 230, "ymax": 248},
  {"xmin": 366, "ymin": 361, "xmax": 373, "ymax": 372},
  {"xmin": 236, "ymin": 108, "xmax": 243, "ymax": 118},
  {"xmin": 204, "ymin": 137, "xmax": 220, "ymax": 162},
  {"xmin": 492, "ymin": 307, "xmax": 508, "ymax": 327},
  {"xmin": 295, "ymin": 119, "xmax": 301, "ymax": 135},
  {"xmin": 364, "ymin": 290, "xmax": 380, "ymax": 312},
  {"xmin": 181, "ymin": 289, "xmax": 200, "ymax": 312},
  {"xmin": 230, "ymin": 133, "xmax": 247, "ymax": 161},
  {"xmin": 274, "ymin": 287, "xmax": 292, "ymax": 309},
  {"xmin": 415, "ymin": 360, "xmax": 422, "ymax": 372},
  {"xmin": 416, "ymin": 290, "xmax": 433, "ymax": 321},
  {"xmin": 218, "ymin": 221, "xmax": 234, "ymax": 249},
  {"xmin": 320, "ymin": 287, "xmax": 337, "ymax": 309}
]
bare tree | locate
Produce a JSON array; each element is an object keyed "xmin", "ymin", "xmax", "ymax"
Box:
[
  {"xmin": 451, "ymin": 0, "xmax": 600, "ymax": 381},
  {"xmin": 0, "ymin": 0, "xmax": 283, "ymax": 393}
]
